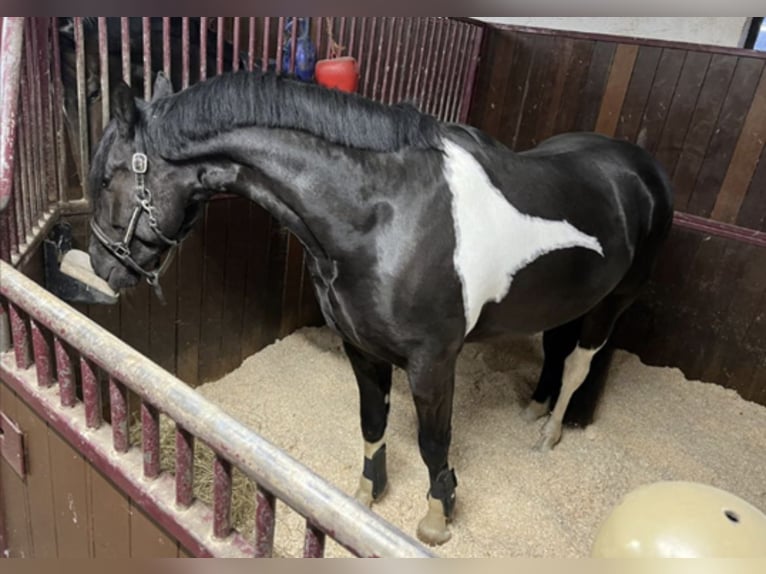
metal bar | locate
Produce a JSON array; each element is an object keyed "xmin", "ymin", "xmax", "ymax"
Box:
[
  {"xmin": 213, "ymin": 455, "xmax": 232, "ymax": 538},
  {"xmin": 363, "ymin": 18, "xmax": 377, "ymax": 98},
  {"xmin": 435, "ymin": 20, "xmax": 459, "ymax": 120},
  {"xmin": 303, "ymin": 522, "xmax": 326, "ymax": 558},
  {"xmin": 372, "ymin": 18, "xmax": 387, "ymax": 101},
  {"xmin": 216, "ymin": 17, "xmax": 224, "ymax": 75},
  {"xmin": 339, "ymin": 17, "xmax": 347, "ymax": 53},
  {"xmin": 347, "ymin": 17, "xmax": 356, "ymax": 55},
  {"xmin": 232, "ymin": 17, "xmax": 241, "ymax": 72},
  {"xmin": 247, "ymin": 17, "xmax": 256, "ymax": 71},
  {"xmin": 0, "ymin": 359, "xmax": 255, "ymax": 558},
  {"xmin": 11, "ymin": 160, "xmax": 21, "ymax": 250},
  {"xmin": 50, "ymin": 17, "xmax": 66, "ymax": 204},
  {"xmin": 54, "ymin": 336, "xmax": 76, "ymax": 407},
  {"xmin": 175, "ymin": 425, "xmax": 194, "ymax": 507},
  {"xmin": 261, "ymin": 17, "xmax": 270, "ymax": 71},
  {"xmin": 30, "ymin": 319, "xmax": 53, "ymax": 388},
  {"xmin": 324, "ymin": 17, "xmax": 333, "ymax": 59},
  {"xmin": 410, "ymin": 18, "xmax": 431, "ymax": 105},
  {"xmin": 424, "ymin": 18, "xmax": 447, "ymax": 115},
  {"xmin": 0, "ymin": 299, "xmax": 9, "ymax": 353},
  {"xmin": 109, "ymin": 376, "xmax": 129, "ymax": 453},
  {"xmin": 446, "ymin": 23, "xmax": 470, "ymax": 122},
  {"xmin": 141, "ymin": 400, "xmax": 160, "ymax": 478},
  {"xmin": 199, "ymin": 17, "xmax": 207, "ymax": 80},
  {"xmin": 276, "ymin": 17, "xmax": 284, "ymax": 74},
  {"xmin": 0, "ymin": 17, "xmax": 23, "ymax": 214},
  {"xmin": 143, "ymin": 17, "xmax": 152, "ymax": 100},
  {"xmin": 387, "ymin": 18, "xmax": 404, "ymax": 104},
  {"xmin": 459, "ymin": 26, "xmax": 484, "ymax": 124},
  {"xmin": 120, "ymin": 18, "xmax": 130, "ymax": 85},
  {"xmin": 254, "ymin": 486, "xmax": 276, "ymax": 557},
  {"xmin": 73, "ymin": 17, "xmax": 90, "ymax": 191},
  {"xmin": 163, "ymin": 17, "xmax": 171, "ymax": 77},
  {"xmin": 288, "ymin": 17, "xmax": 297, "ymax": 76},
  {"xmin": 396, "ymin": 18, "xmax": 414, "ymax": 103},
  {"xmin": 37, "ymin": 19, "xmax": 55, "ymax": 206},
  {"xmin": 9, "ymin": 302, "xmax": 31, "ymax": 370},
  {"xmin": 18, "ymin": 69, "xmax": 32, "ymax": 242},
  {"xmin": 380, "ymin": 18, "xmax": 396, "ymax": 103},
  {"xmin": 97, "ymin": 18, "xmax": 110, "ymax": 131},
  {"xmin": 0, "ymin": 260, "xmax": 435, "ymax": 558},
  {"xmin": 27, "ymin": 20, "xmax": 45, "ymax": 216},
  {"xmin": 81, "ymin": 356, "xmax": 102, "ymax": 429},
  {"xmin": 181, "ymin": 17, "xmax": 190, "ymax": 88}
]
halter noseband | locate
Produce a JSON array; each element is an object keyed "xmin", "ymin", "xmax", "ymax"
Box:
[{"xmin": 90, "ymin": 152, "xmax": 179, "ymax": 303}]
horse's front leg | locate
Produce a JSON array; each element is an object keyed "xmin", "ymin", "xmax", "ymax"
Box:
[
  {"xmin": 343, "ymin": 341, "xmax": 393, "ymax": 507},
  {"xmin": 407, "ymin": 352, "xmax": 458, "ymax": 546}
]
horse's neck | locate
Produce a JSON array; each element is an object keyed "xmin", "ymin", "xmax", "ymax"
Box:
[{"xmin": 192, "ymin": 126, "xmax": 376, "ymax": 260}]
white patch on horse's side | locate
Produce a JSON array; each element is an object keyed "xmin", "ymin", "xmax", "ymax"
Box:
[{"xmin": 442, "ymin": 139, "xmax": 605, "ymax": 334}]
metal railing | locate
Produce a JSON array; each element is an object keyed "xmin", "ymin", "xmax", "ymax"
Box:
[{"xmin": 0, "ymin": 260, "xmax": 434, "ymax": 557}]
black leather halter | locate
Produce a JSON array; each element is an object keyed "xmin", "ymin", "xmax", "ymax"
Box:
[{"xmin": 89, "ymin": 152, "xmax": 179, "ymax": 303}]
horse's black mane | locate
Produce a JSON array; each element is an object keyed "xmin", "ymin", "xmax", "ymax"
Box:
[{"xmin": 145, "ymin": 71, "xmax": 443, "ymax": 155}]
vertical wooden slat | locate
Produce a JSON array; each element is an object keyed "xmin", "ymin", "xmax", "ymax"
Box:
[
  {"xmin": 514, "ymin": 34, "xmax": 557, "ymax": 151},
  {"xmin": 686, "ymin": 57, "xmax": 765, "ymax": 217},
  {"xmin": 13, "ymin": 397, "xmax": 57, "ymax": 557},
  {"xmin": 239, "ymin": 204, "xmax": 272, "ymax": 362},
  {"xmin": 213, "ymin": 455, "xmax": 232, "ymax": 539},
  {"xmin": 711, "ymin": 66, "xmax": 766, "ymax": 223},
  {"xmin": 220, "ymin": 197, "xmax": 249, "ymax": 373},
  {"xmin": 254, "ymin": 486, "xmax": 276, "ymax": 557},
  {"xmin": 141, "ymin": 401, "xmax": 160, "ymax": 479},
  {"xmin": 671, "ymin": 54, "xmax": 738, "ymax": 209},
  {"xmin": 109, "ymin": 376, "xmax": 129, "ymax": 453},
  {"xmin": 261, "ymin": 17, "xmax": 270, "ymax": 72},
  {"xmin": 279, "ymin": 232, "xmax": 305, "ymax": 338},
  {"xmin": 120, "ymin": 18, "xmax": 131, "ymax": 85},
  {"xmin": 594, "ymin": 43, "xmax": 639, "ymax": 136},
  {"xmin": 97, "ymin": 17, "xmax": 110, "ymax": 129},
  {"xmin": 216, "ymin": 17, "xmax": 224, "ymax": 76},
  {"xmin": 181, "ymin": 17, "xmax": 190, "ymax": 88},
  {"xmin": 162, "ymin": 17, "xmax": 171, "ymax": 77},
  {"xmin": 232, "ymin": 17, "xmax": 241, "ymax": 72},
  {"xmin": 81, "ymin": 356, "xmax": 102, "ymax": 429},
  {"xmin": 30, "ymin": 319, "xmax": 52, "ymax": 388},
  {"xmin": 175, "ymin": 425, "xmax": 194, "ymax": 507},
  {"xmin": 199, "ymin": 16, "xmax": 208, "ymax": 80},
  {"xmin": 275, "ymin": 17, "xmax": 284, "ymax": 75},
  {"xmin": 552, "ymin": 39, "xmax": 596, "ymax": 133},
  {"xmin": 175, "ymin": 223, "xmax": 204, "ymax": 385},
  {"xmin": 48, "ymin": 427, "xmax": 91, "ymax": 557},
  {"xmin": 142, "ymin": 17, "xmax": 152, "ymax": 100}
]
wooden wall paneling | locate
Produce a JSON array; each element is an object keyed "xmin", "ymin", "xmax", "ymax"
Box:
[
  {"xmin": 636, "ymin": 48, "xmax": 687, "ymax": 154},
  {"xmin": 498, "ymin": 33, "xmax": 535, "ymax": 148},
  {"xmin": 576, "ymin": 41, "xmax": 617, "ymax": 132},
  {"xmin": 671, "ymin": 54, "xmax": 739, "ymax": 210},
  {"xmin": 711, "ymin": 66, "xmax": 766, "ymax": 223},
  {"xmin": 219, "ymin": 197, "xmax": 250, "ymax": 374},
  {"xmin": 175, "ymin": 222, "xmax": 205, "ymax": 385},
  {"xmin": 279, "ymin": 233, "xmax": 307, "ymax": 338},
  {"xmin": 465, "ymin": 21, "xmax": 500, "ymax": 129},
  {"xmin": 735, "ymin": 143, "xmax": 766, "ymax": 231},
  {"xmin": 533, "ymin": 35, "xmax": 575, "ymax": 144},
  {"xmin": 47, "ymin": 426, "xmax": 92, "ymax": 557},
  {"xmin": 513, "ymin": 33, "xmax": 557, "ymax": 151},
  {"xmin": 300, "ymin": 257, "xmax": 323, "ymax": 329},
  {"xmin": 88, "ymin": 465, "xmax": 131, "ymax": 558},
  {"xmin": 0, "ymin": 384, "xmax": 33, "ymax": 557},
  {"xmin": 613, "ymin": 45, "xmax": 662, "ymax": 142},
  {"xmin": 129, "ymin": 501, "xmax": 179, "ymax": 557},
  {"xmin": 685, "ymin": 57, "xmax": 765, "ymax": 217},
  {"xmin": 593, "ymin": 43, "xmax": 638, "ymax": 136},
  {"xmin": 119, "ymin": 283, "xmax": 152, "ymax": 358},
  {"xmin": 552, "ymin": 39, "xmax": 595, "ymax": 134},
  {"xmin": 654, "ymin": 51, "xmax": 711, "ymax": 177},
  {"xmin": 239, "ymin": 204, "xmax": 273, "ymax": 363},
  {"xmin": 197, "ymin": 200, "xmax": 230, "ymax": 383},
  {"xmin": 148, "ymin": 253, "xmax": 179, "ymax": 374},
  {"xmin": 262, "ymin": 221, "xmax": 289, "ymax": 347},
  {"xmin": 12, "ymin": 397, "xmax": 57, "ymax": 557}
]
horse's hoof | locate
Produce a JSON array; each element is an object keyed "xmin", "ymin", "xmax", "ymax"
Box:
[
  {"xmin": 522, "ymin": 399, "xmax": 549, "ymax": 422},
  {"xmin": 416, "ymin": 496, "xmax": 452, "ymax": 546},
  {"xmin": 354, "ymin": 474, "xmax": 387, "ymax": 507},
  {"xmin": 535, "ymin": 418, "xmax": 562, "ymax": 451}
]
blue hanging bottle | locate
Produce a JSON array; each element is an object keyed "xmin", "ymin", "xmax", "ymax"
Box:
[{"xmin": 282, "ymin": 17, "xmax": 316, "ymax": 82}]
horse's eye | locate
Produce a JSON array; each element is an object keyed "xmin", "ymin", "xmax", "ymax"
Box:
[{"xmin": 101, "ymin": 178, "xmax": 110, "ymax": 189}]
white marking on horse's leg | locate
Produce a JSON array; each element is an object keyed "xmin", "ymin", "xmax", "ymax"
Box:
[
  {"xmin": 536, "ymin": 345, "xmax": 600, "ymax": 451},
  {"xmin": 417, "ymin": 495, "xmax": 452, "ymax": 546},
  {"xmin": 522, "ymin": 398, "xmax": 550, "ymax": 422},
  {"xmin": 355, "ymin": 435, "xmax": 386, "ymax": 507}
]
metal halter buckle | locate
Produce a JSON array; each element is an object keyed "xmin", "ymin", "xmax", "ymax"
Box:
[{"xmin": 131, "ymin": 152, "xmax": 148, "ymax": 174}]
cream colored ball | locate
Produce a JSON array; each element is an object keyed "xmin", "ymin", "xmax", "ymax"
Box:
[{"xmin": 592, "ymin": 481, "xmax": 766, "ymax": 557}]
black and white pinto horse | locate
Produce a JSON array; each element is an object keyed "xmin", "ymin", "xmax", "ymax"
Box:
[{"xmin": 87, "ymin": 71, "xmax": 673, "ymax": 545}]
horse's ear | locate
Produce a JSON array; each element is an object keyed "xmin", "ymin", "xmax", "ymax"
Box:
[
  {"xmin": 151, "ymin": 72, "xmax": 174, "ymax": 102},
  {"xmin": 112, "ymin": 80, "xmax": 137, "ymax": 137}
]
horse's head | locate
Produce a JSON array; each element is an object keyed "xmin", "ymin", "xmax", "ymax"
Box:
[{"xmin": 87, "ymin": 73, "xmax": 205, "ymax": 296}]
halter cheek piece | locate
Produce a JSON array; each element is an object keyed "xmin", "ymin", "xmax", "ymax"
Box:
[{"xmin": 89, "ymin": 152, "xmax": 180, "ymax": 303}]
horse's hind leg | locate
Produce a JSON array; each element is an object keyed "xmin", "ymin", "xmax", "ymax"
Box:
[
  {"xmin": 343, "ymin": 341, "xmax": 393, "ymax": 507},
  {"xmin": 536, "ymin": 293, "xmax": 636, "ymax": 451},
  {"xmin": 523, "ymin": 318, "xmax": 581, "ymax": 422}
]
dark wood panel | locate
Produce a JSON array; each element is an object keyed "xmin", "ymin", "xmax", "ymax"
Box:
[
  {"xmin": 637, "ymin": 48, "xmax": 687, "ymax": 154},
  {"xmin": 148, "ymin": 255, "xmax": 179, "ymax": 374},
  {"xmin": 239, "ymin": 204, "xmax": 273, "ymax": 362},
  {"xmin": 654, "ymin": 51, "xmax": 711, "ymax": 176},
  {"xmin": 466, "ymin": 22, "xmax": 503, "ymax": 131},
  {"xmin": 89, "ymin": 466, "xmax": 131, "ymax": 558},
  {"xmin": 671, "ymin": 54, "xmax": 739, "ymax": 210},
  {"xmin": 0, "ymin": 384, "xmax": 33, "ymax": 558},
  {"xmin": 496, "ymin": 32, "xmax": 534, "ymax": 147},
  {"xmin": 514, "ymin": 34, "xmax": 557, "ymax": 150},
  {"xmin": 47, "ymin": 426, "xmax": 92, "ymax": 557},
  {"xmin": 594, "ymin": 43, "xmax": 638, "ymax": 136},
  {"xmin": 614, "ymin": 45, "xmax": 662, "ymax": 142},
  {"xmin": 736, "ymin": 143, "xmax": 766, "ymax": 231},
  {"xmin": 553, "ymin": 39, "xmax": 595, "ymax": 134},
  {"xmin": 175, "ymin": 223, "xmax": 205, "ymax": 385},
  {"xmin": 685, "ymin": 57, "xmax": 765, "ymax": 217},
  {"xmin": 279, "ymin": 232, "xmax": 307, "ymax": 338},
  {"xmin": 13, "ymin": 396, "xmax": 57, "ymax": 557},
  {"xmin": 130, "ymin": 501, "xmax": 178, "ymax": 557},
  {"xmin": 576, "ymin": 41, "xmax": 617, "ymax": 132}
]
